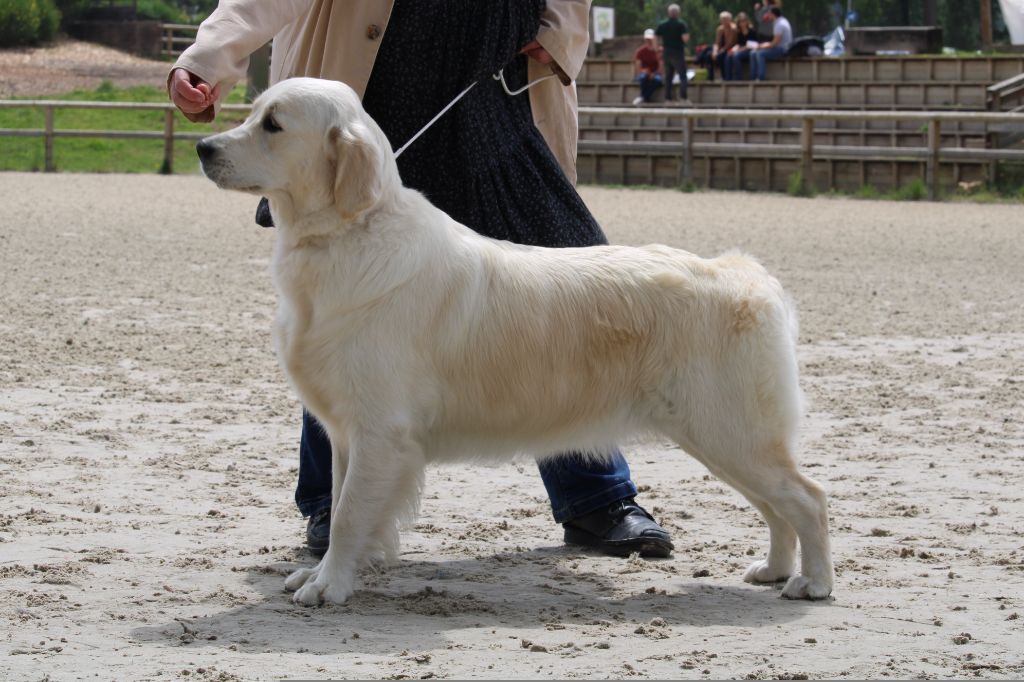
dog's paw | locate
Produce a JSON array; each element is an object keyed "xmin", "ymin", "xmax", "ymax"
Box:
[
  {"xmin": 292, "ymin": 571, "xmax": 355, "ymax": 606},
  {"xmin": 284, "ymin": 566, "xmax": 319, "ymax": 592},
  {"xmin": 742, "ymin": 559, "xmax": 792, "ymax": 585},
  {"xmin": 780, "ymin": 574, "xmax": 833, "ymax": 600}
]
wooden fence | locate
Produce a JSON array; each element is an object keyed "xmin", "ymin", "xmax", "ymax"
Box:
[
  {"xmin": 1, "ymin": 99, "xmax": 1022, "ymax": 197},
  {"xmin": 160, "ymin": 23, "xmax": 198, "ymax": 59},
  {"xmin": 577, "ymin": 107, "xmax": 1024, "ymax": 197},
  {"xmin": 0, "ymin": 100, "xmax": 251, "ymax": 174}
]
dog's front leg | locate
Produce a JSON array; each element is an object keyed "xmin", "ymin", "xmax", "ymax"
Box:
[
  {"xmin": 284, "ymin": 439, "xmax": 349, "ymax": 594},
  {"xmin": 290, "ymin": 425, "xmax": 423, "ymax": 606}
]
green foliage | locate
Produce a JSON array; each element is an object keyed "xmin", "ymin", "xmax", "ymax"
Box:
[
  {"xmin": 0, "ymin": 0, "xmax": 60, "ymax": 46},
  {"xmin": 0, "ymin": 0, "xmax": 42, "ymax": 46},
  {"xmin": 786, "ymin": 171, "xmax": 815, "ymax": 197},
  {"xmin": 93, "ymin": 79, "xmax": 117, "ymax": 99},
  {"xmin": 854, "ymin": 184, "xmax": 881, "ymax": 199},
  {"xmin": 767, "ymin": 0, "xmax": 1010, "ymax": 51},
  {"xmin": 678, "ymin": 0, "xmax": 718, "ymax": 47},
  {"xmin": 993, "ymin": 162, "xmax": 1024, "ymax": 196},
  {"xmin": 134, "ymin": 0, "xmax": 187, "ymax": 23},
  {"xmin": 887, "ymin": 178, "xmax": 928, "ymax": 201},
  {"xmin": 53, "ymin": 0, "xmax": 212, "ymax": 24},
  {"xmin": 594, "ymin": 0, "xmax": 717, "ymax": 45},
  {"xmin": 596, "ymin": 0, "xmax": 1011, "ymax": 51},
  {"xmin": 37, "ymin": 0, "xmax": 58, "ymax": 39}
]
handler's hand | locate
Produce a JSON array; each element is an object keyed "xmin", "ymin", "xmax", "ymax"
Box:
[
  {"xmin": 520, "ymin": 40, "xmax": 571, "ymax": 85},
  {"xmin": 170, "ymin": 68, "xmax": 220, "ymax": 123},
  {"xmin": 519, "ymin": 40, "xmax": 554, "ymax": 65}
]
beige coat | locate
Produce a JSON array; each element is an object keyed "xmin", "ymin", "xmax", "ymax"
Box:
[{"xmin": 174, "ymin": 0, "xmax": 591, "ymax": 182}]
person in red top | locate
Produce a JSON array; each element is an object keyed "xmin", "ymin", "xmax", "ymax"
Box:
[{"xmin": 633, "ymin": 28, "xmax": 663, "ymax": 105}]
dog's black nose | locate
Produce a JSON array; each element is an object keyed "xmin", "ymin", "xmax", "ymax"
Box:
[{"xmin": 196, "ymin": 139, "xmax": 217, "ymax": 162}]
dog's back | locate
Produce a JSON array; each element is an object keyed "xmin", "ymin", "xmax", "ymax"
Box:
[{"xmin": 422, "ymin": 234, "xmax": 800, "ymax": 465}]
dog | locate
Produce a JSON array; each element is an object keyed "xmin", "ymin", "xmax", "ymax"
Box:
[{"xmin": 197, "ymin": 77, "xmax": 834, "ymax": 606}]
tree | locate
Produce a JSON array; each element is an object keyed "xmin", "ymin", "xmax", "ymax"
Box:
[
  {"xmin": 728, "ymin": 0, "xmax": 1006, "ymax": 48},
  {"xmin": 593, "ymin": 0, "xmax": 717, "ymax": 45}
]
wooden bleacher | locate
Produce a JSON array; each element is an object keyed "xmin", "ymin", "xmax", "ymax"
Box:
[
  {"xmin": 579, "ymin": 55, "xmax": 1024, "ymax": 85},
  {"xmin": 579, "ymin": 81, "xmax": 992, "ymax": 108},
  {"xmin": 575, "ymin": 54, "xmax": 1024, "ymax": 192}
]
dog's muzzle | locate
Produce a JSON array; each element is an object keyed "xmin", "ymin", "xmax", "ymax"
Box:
[{"xmin": 196, "ymin": 139, "xmax": 217, "ymax": 164}]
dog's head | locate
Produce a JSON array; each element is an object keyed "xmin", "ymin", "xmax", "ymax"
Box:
[{"xmin": 197, "ymin": 78, "xmax": 399, "ymax": 222}]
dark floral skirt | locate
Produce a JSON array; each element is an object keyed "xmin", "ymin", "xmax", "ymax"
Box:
[{"xmin": 361, "ymin": 0, "xmax": 608, "ymax": 248}]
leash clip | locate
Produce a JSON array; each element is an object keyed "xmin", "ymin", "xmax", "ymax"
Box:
[{"xmin": 492, "ymin": 69, "xmax": 557, "ymax": 96}]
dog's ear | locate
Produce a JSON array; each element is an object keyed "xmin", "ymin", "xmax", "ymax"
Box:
[{"xmin": 329, "ymin": 122, "xmax": 382, "ymax": 221}]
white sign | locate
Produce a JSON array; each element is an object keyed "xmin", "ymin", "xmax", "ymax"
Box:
[
  {"xmin": 999, "ymin": 0, "xmax": 1024, "ymax": 45},
  {"xmin": 592, "ymin": 7, "xmax": 615, "ymax": 43}
]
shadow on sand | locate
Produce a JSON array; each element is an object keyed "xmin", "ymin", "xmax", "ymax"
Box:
[{"xmin": 130, "ymin": 544, "xmax": 829, "ymax": 656}]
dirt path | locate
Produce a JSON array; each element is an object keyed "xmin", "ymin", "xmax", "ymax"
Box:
[
  {"xmin": 1, "ymin": 173, "xmax": 1022, "ymax": 679},
  {"xmin": 0, "ymin": 40, "xmax": 169, "ymax": 97}
]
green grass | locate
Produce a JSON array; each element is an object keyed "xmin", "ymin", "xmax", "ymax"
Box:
[
  {"xmin": 0, "ymin": 81, "xmax": 248, "ymax": 174},
  {"xmin": 887, "ymin": 178, "xmax": 928, "ymax": 201},
  {"xmin": 854, "ymin": 184, "xmax": 882, "ymax": 200},
  {"xmin": 785, "ymin": 171, "xmax": 816, "ymax": 198}
]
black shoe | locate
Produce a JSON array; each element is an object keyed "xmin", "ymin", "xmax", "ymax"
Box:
[
  {"xmin": 305, "ymin": 508, "xmax": 331, "ymax": 557},
  {"xmin": 563, "ymin": 497, "xmax": 674, "ymax": 558}
]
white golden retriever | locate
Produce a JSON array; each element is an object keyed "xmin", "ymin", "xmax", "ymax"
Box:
[{"xmin": 197, "ymin": 77, "xmax": 834, "ymax": 606}]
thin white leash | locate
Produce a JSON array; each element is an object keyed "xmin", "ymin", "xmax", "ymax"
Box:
[
  {"xmin": 392, "ymin": 69, "xmax": 558, "ymax": 159},
  {"xmin": 493, "ymin": 68, "xmax": 557, "ymax": 96}
]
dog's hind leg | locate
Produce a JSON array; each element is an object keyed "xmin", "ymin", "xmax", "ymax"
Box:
[
  {"xmin": 660, "ymin": 335, "xmax": 832, "ymax": 598},
  {"xmin": 738, "ymin": 494, "xmax": 798, "ymax": 585},
  {"xmin": 668, "ymin": 428, "xmax": 799, "ymax": 584},
  {"xmin": 736, "ymin": 456, "xmax": 832, "ymax": 600},
  {"xmin": 291, "ymin": 424, "xmax": 423, "ymax": 606},
  {"xmin": 674, "ymin": 430, "xmax": 833, "ymax": 600},
  {"xmin": 718, "ymin": 453, "xmax": 829, "ymax": 596}
]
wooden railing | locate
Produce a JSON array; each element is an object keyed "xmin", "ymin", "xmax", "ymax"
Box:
[
  {"xmin": 577, "ymin": 106, "xmax": 1024, "ymax": 198},
  {"xmin": 0, "ymin": 100, "xmax": 251, "ymax": 174},
  {"xmin": 160, "ymin": 23, "xmax": 198, "ymax": 59},
  {"xmin": 988, "ymin": 73, "xmax": 1024, "ymax": 111},
  {"xmin": 1, "ymin": 100, "xmax": 1022, "ymax": 198},
  {"xmin": 579, "ymin": 55, "xmax": 1024, "ymax": 85}
]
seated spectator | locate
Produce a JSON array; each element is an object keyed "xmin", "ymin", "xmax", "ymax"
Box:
[
  {"xmin": 633, "ymin": 28, "xmax": 663, "ymax": 105},
  {"xmin": 695, "ymin": 11, "xmax": 737, "ymax": 82},
  {"xmin": 750, "ymin": 7, "xmax": 792, "ymax": 81},
  {"xmin": 725, "ymin": 12, "xmax": 757, "ymax": 80}
]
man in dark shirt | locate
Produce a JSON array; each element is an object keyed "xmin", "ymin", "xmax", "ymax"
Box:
[
  {"xmin": 655, "ymin": 3, "xmax": 690, "ymax": 102},
  {"xmin": 633, "ymin": 28, "xmax": 663, "ymax": 104}
]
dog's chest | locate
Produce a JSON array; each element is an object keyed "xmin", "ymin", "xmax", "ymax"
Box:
[{"xmin": 274, "ymin": 321, "xmax": 348, "ymax": 425}]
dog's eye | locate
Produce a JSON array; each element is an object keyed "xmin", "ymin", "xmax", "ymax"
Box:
[{"xmin": 262, "ymin": 115, "xmax": 282, "ymax": 133}]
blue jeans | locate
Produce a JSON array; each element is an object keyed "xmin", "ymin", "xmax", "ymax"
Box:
[
  {"xmin": 295, "ymin": 410, "xmax": 637, "ymax": 523},
  {"xmin": 635, "ymin": 72, "xmax": 663, "ymax": 102},
  {"xmin": 725, "ymin": 50, "xmax": 751, "ymax": 80},
  {"xmin": 750, "ymin": 46, "xmax": 787, "ymax": 81},
  {"xmin": 695, "ymin": 46, "xmax": 728, "ymax": 81}
]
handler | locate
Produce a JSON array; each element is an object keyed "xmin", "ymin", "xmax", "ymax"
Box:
[{"xmin": 169, "ymin": 0, "xmax": 674, "ymax": 559}]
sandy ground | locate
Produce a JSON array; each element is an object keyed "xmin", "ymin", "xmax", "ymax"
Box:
[
  {"xmin": 1, "ymin": 173, "xmax": 1022, "ymax": 680},
  {"xmin": 0, "ymin": 40, "xmax": 169, "ymax": 97}
]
